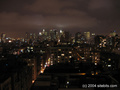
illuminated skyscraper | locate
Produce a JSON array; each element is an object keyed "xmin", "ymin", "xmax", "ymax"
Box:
[
  {"xmin": 39, "ymin": 32, "xmax": 42, "ymax": 36},
  {"xmin": 109, "ymin": 31, "xmax": 116, "ymax": 37},
  {"xmin": 33, "ymin": 33, "xmax": 36, "ymax": 39},
  {"xmin": 30, "ymin": 33, "xmax": 33, "ymax": 40},
  {"xmin": 25, "ymin": 32, "xmax": 30, "ymax": 44},
  {"xmin": 60, "ymin": 30, "xmax": 64, "ymax": 37},
  {"xmin": 84, "ymin": 32, "xmax": 90, "ymax": 40},
  {"xmin": 25, "ymin": 32, "xmax": 29, "ymax": 39},
  {"xmin": 1, "ymin": 33, "xmax": 6, "ymax": 43},
  {"xmin": 42, "ymin": 29, "xmax": 45, "ymax": 34},
  {"xmin": 49, "ymin": 29, "xmax": 56, "ymax": 40},
  {"xmin": 45, "ymin": 32, "xmax": 47, "ymax": 36}
]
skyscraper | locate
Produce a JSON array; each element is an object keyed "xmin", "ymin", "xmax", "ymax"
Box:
[
  {"xmin": 109, "ymin": 31, "xmax": 117, "ymax": 37},
  {"xmin": 49, "ymin": 29, "xmax": 56, "ymax": 40},
  {"xmin": 75, "ymin": 32, "xmax": 81, "ymax": 43},
  {"xmin": 84, "ymin": 32, "xmax": 90, "ymax": 40},
  {"xmin": 64, "ymin": 31, "xmax": 70, "ymax": 42},
  {"xmin": 1, "ymin": 33, "xmax": 6, "ymax": 43}
]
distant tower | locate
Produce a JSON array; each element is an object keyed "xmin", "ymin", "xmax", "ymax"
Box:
[
  {"xmin": 64, "ymin": 31, "xmax": 70, "ymax": 42},
  {"xmin": 109, "ymin": 31, "xmax": 116, "ymax": 37},
  {"xmin": 25, "ymin": 32, "xmax": 30, "ymax": 43},
  {"xmin": 50, "ymin": 29, "xmax": 56, "ymax": 40},
  {"xmin": 94, "ymin": 35, "xmax": 105, "ymax": 46},
  {"xmin": 25, "ymin": 32, "xmax": 29, "ymax": 40},
  {"xmin": 42, "ymin": 29, "xmax": 45, "ymax": 34},
  {"xmin": 60, "ymin": 35, "xmax": 65, "ymax": 43},
  {"xmin": 33, "ymin": 33, "xmax": 36, "ymax": 39},
  {"xmin": 1, "ymin": 33, "xmax": 6, "ymax": 43},
  {"xmin": 53, "ymin": 29, "xmax": 57, "ymax": 40},
  {"xmin": 30, "ymin": 33, "xmax": 33, "ymax": 40},
  {"xmin": 75, "ymin": 32, "xmax": 81, "ymax": 43},
  {"xmin": 60, "ymin": 30, "xmax": 64, "ymax": 37},
  {"xmin": 84, "ymin": 32, "xmax": 90, "ymax": 40}
]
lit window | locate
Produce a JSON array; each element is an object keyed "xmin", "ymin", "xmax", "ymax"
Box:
[
  {"xmin": 51, "ymin": 61, "xmax": 53, "ymax": 64},
  {"xmin": 58, "ymin": 56, "xmax": 61, "ymax": 58},
  {"xmin": 67, "ymin": 81, "xmax": 69, "ymax": 84},
  {"xmin": 40, "ymin": 50, "xmax": 42, "ymax": 53},
  {"xmin": 41, "ymin": 70, "xmax": 44, "ymax": 73},
  {"xmin": 61, "ymin": 54, "xmax": 64, "ymax": 56},
  {"xmin": 108, "ymin": 65, "xmax": 111, "ymax": 67},
  {"xmin": 51, "ymin": 54, "xmax": 54, "ymax": 56},
  {"xmin": 32, "ymin": 80, "xmax": 35, "ymax": 83},
  {"xmin": 47, "ymin": 44, "xmax": 49, "ymax": 46},
  {"xmin": 58, "ymin": 49, "xmax": 61, "ymax": 51},
  {"xmin": 96, "ymin": 72, "xmax": 98, "ymax": 75},
  {"xmin": 108, "ymin": 58, "xmax": 111, "ymax": 61},
  {"xmin": 44, "ymin": 65, "xmax": 46, "ymax": 67},
  {"xmin": 69, "ymin": 56, "xmax": 72, "ymax": 58},
  {"xmin": 28, "ymin": 50, "xmax": 30, "ymax": 52},
  {"xmin": 81, "ymin": 57, "xmax": 84, "ymax": 59},
  {"xmin": 95, "ymin": 61, "xmax": 97, "ymax": 63},
  {"xmin": 69, "ymin": 51, "xmax": 72, "ymax": 54},
  {"xmin": 51, "ymin": 63, "xmax": 53, "ymax": 65},
  {"xmin": 95, "ymin": 57, "xmax": 97, "ymax": 60},
  {"xmin": 8, "ymin": 40, "xmax": 12, "ymax": 43},
  {"xmin": 95, "ymin": 63, "xmax": 97, "ymax": 65},
  {"xmin": 118, "ymin": 48, "xmax": 120, "ymax": 50}
]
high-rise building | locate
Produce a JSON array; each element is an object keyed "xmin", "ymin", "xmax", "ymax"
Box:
[
  {"xmin": 30, "ymin": 33, "xmax": 33, "ymax": 40},
  {"xmin": 49, "ymin": 46, "xmax": 73, "ymax": 65},
  {"xmin": 91, "ymin": 33, "xmax": 95, "ymax": 39},
  {"xmin": 49, "ymin": 29, "xmax": 56, "ymax": 40},
  {"xmin": 42, "ymin": 29, "xmax": 45, "ymax": 34},
  {"xmin": 84, "ymin": 32, "xmax": 90, "ymax": 40},
  {"xmin": 106, "ymin": 36, "xmax": 115, "ymax": 47},
  {"xmin": 60, "ymin": 30, "xmax": 64, "ymax": 37},
  {"xmin": 75, "ymin": 32, "xmax": 81, "ymax": 43},
  {"xmin": 25, "ymin": 32, "xmax": 30, "ymax": 43},
  {"xmin": 109, "ymin": 31, "xmax": 116, "ymax": 37},
  {"xmin": 25, "ymin": 32, "xmax": 29, "ymax": 39},
  {"xmin": 39, "ymin": 32, "xmax": 42, "ymax": 36},
  {"xmin": 33, "ymin": 33, "xmax": 36, "ymax": 39},
  {"xmin": 64, "ymin": 31, "xmax": 70, "ymax": 42},
  {"xmin": 94, "ymin": 35, "xmax": 105, "ymax": 47},
  {"xmin": 1, "ymin": 33, "xmax": 6, "ymax": 43},
  {"xmin": 45, "ymin": 32, "xmax": 47, "ymax": 36}
]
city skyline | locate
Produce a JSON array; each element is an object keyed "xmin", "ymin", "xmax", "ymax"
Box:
[
  {"xmin": 0, "ymin": 11, "xmax": 120, "ymax": 89},
  {"xmin": 0, "ymin": 0, "xmax": 120, "ymax": 38}
]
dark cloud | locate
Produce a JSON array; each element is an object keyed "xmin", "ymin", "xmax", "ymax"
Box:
[
  {"xmin": 0, "ymin": 0, "xmax": 120, "ymax": 38},
  {"xmin": 88, "ymin": 0, "xmax": 113, "ymax": 10}
]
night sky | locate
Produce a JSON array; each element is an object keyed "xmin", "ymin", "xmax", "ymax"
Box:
[{"xmin": 0, "ymin": 0, "xmax": 120, "ymax": 38}]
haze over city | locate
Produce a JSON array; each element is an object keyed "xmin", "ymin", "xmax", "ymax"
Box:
[{"xmin": 0, "ymin": 0, "xmax": 120, "ymax": 38}]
